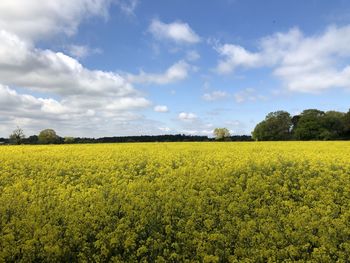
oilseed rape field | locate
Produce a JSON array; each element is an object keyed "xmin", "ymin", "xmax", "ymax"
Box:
[{"xmin": 1, "ymin": 142, "xmax": 350, "ymax": 262}]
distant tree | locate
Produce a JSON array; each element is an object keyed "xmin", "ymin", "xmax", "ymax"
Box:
[
  {"xmin": 321, "ymin": 111, "xmax": 345, "ymax": 140},
  {"xmin": 291, "ymin": 115, "xmax": 301, "ymax": 130},
  {"xmin": 292, "ymin": 109, "xmax": 326, "ymax": 140},
  {"xmin": 64, "ymin": 137, "xmax": 75, "ymax": 144},
  {"xmin": 252, "ymin": 121, "xmax": 268, "ymax": 141},
  {"xmin": 343, "ymin": 109, "xmax": 350, "ymax": 138},
  {"xmin": 38, "ymin": 129, "xmax": 59, "ymax": 144},
  {"xmin": 9, "ymin": 127, "xmax": 25, "ymax": 145},
  {"xmin": 213, "ymin": 128, "xmax": 231, "ymax": 141},
  {"xmin": 253, "ymin": 108, "xmax": 350, "ymax": 141},
  {"xmin": 25, "ymin": 135, "xmax": 39, "ymax": 144},
  {"xmin": 252, "ymin": 111, "xmax": 292, "ymax": 141}
]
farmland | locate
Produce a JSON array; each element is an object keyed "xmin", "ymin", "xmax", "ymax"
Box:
[{"xmin": 1, "ymin": 142, "xmax": 350, "ymax": 262}]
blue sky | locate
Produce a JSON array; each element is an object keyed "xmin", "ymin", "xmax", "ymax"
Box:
[{"xmin": 1, "ymin": 0, "xmax": 350, "ymax": 137}]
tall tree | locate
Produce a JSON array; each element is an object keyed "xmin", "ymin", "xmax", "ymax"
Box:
[
  {"xmin": 26, "ymin": 135, "xmax": 39, "ymax": 144},
  {"xmin": 343, "ymin": 109, "xmax": 350, "ymax": 138},
  {"xmin": 38, "ymin": 129, "xmax": 59, "ymax": 144},
  {"xmin": 252, "ymin": 111, "xmax": 292, "ymax": 141},
  {"xmin": 292, "ymin": 109, "xmax": 326, "ymax": 140},
  {"xmin": 9, "ymin": 127, "xmax": 25, "ymax": 145},
  {"xmin": 213, "ymin": 128, "xmax": 231, "ymax": 141},
  {"xmin": 321, "ymin": 111, "xmax": 345, "ymax": 139}
]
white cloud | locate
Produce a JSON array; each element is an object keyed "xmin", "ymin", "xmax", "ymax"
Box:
[
  {"xmin": 178, "ymin": 112, "xmax": 197, "ymax": 121},
  {"xmin": 0, "ymin": 83, "xmax": 150, "ymax": 120},
  {"xmin": 233, "ymin": 93, "xmax": 244, "ymax": 103},
  {"xmin": 115, "ymin": 0, "xmax": 139, "ymax": 16},
  {"xmin": 202, "ymin": 81, "xmax": 211, "ymax": 91},
  {"xmin": 216, "ymin": 44, "xmax": 261, "ymax": 74},
  {"xmin": 104, "ymin": 97, "xmax": 151, "ymax": 111},
  {"xmin": 186, "ymin": 50, "xmax": 200, "ymax": 61},
  {"xmin": 154, "ymin": 105, "xmax": 169, "ymax": 112},
  {"xmin": 0, "ymin": 30, "xmax": 152, "ymax": 137},
  {"xmin": 0, "ymin": 0, "xmax": 139, "ymax": 42},
  {"xmin": 67, "ymin": 45, "xmax": 89, "ymax": 59},
  {"xmin": 176, "ymin": 113, "xmax": 217, "ymax": 136},
  {"xmin": 149, "ymin": 18, "xmax": 200, "ymax": 44},
  {"xmin": 176, "ymin": 116, "xmax": 249, "ymax": 136},
  {"xmin": 0, "ymin": 84, "xmax": 152, "ymax": 137},
  {"xmin": 215, "ymin": 28, "xmax": 302, "ymax": 74},
  {"xmin": 66, "ymin": 44, "xmax": 102, "ymax": 59},
  {"xmin": 233, "ymin": 88, "xmax": 267, "ymax": 103},
  {"xmin": 215, "ymin": 25, "xmax": 350, "ymax": 93},
  {"xmin": 127, "ymin": 60, "xmax": 191, "ymax": 85},
  {"xmin": 223, "ymin": 120, "xmax": 250, "ymax": 136},
  {"xmin": 180, "ymin": 129, "xmax": 213, "ymax": 136},
  {"xmin": 0, "ymin": 0, "xmax": 113, "ymax": 41},
  {"xmin": 158, "ymin": 127, "xmax": 171, "ymax": 132},
  {"xmin": 0, "ymin": 0, "xmax": 157, "ymax": 138},
  {"xmin": 202, "ymin": 90, "xmax": 229, "ymax": 101},
  {"xmin": 0, "ymin": 30, "xmax": 137, "ymax": 97},
  {"xmin": 0, "ymin": 84, "xmax": 77, "ymax": 118}
]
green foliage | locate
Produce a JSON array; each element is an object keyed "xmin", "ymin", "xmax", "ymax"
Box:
[
  {"xmin": 26, "ymin": 135, "xmax": 39, "ymax": 144},
  {"xmin": 252, "ymin": 111, "xmax": 292, "ymax": 141},
  {"xmin": 9, "ymin": 127, "xmax": 25, "ymax": 145},
  {"xmin": 342, "ymin": 109, "xmax": 350, "ymax": 136},
  {"xmin": 64, "ymin": 137, "xmax": 75, "ymax": 144},
  {"xmin": 253, "ymin": 108, "xmax": 350, "ymax": 140},
  {"xmin": 1, "ymin": 142, "xmax": 350, "ymax": 262},
  {"xmin": 213, "ymin": 128, "xmax": 230, "ymax": 140},
  {"xmin": 38, "ymin": 129, "xmax": 59, "ymax": 144},
  {"xmin": 293, "ymin": 109, "xmax": 326, "ymax": 140}
]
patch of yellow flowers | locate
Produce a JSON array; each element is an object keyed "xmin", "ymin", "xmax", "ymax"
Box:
[{"xmin": 1, "ymin": 142, "xmax": 350, "ymax": 262}]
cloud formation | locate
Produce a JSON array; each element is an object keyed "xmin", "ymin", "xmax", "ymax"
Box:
[
  {"xmin": 149, "ymin": 19, "xmax": 200, "ymax": 44},
  {"xmin": 186, "ymin": 50, "xmax": 200, "ymax": 61},
  {"xmin": 115, "ymin": 0, "xmax": 139, "ymax": 16},
  {"xmin": 127, "ymin": 60, "xmax": 191, "ymax": 85},
  {"xmin": 202, "ymin": 90, "xmax": 229, "ymax": 101},
  {"xmin": 233, "ymin": 88, "xmax": 266, "ymax": 103},
  {"xmin": 0, "ymin": 30, "xmax": 138, "ymax": 97},
  {"xmin": 215, "ymin": 25, "xmax": 350, "ymax": 93},
  {"xmin": 154, "ymin": 105, "xmax": 169, "ymax": 112},
  {"xmin": 0, "ymin": 1, "xmax": 153, "ymax": 137},
  {"xmin": 178, "ymin": 112, "xmax": 197, "ymax": 121},
  {"xmin": 0, "ymin": 0, "xmax": 113, "ymax": 41},
  {"xmin": 66, "ymin": 45, "xmax": 102, "ymax": 59}
]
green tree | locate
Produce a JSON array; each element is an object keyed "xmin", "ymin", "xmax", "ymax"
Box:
[
  {"xmin": 252, "ymin": 111, "xmax": 292, "ymax": 141},
  {"xmin": 343, "ymin": 109, "xmax": 350, "ymax": 138},
  {"xmin": 64, "ymin": 137, "xmax": 75, "ymax": 144},
  {"xmin": 291, "ymin": 115, "xmax": 301, "ymax": 130},
  {"xmin": 252, "ymin": 121, "xmax": 269, "ymax": 141},
  {"xmin": 38, "ymin": 129, "xmax": 59, "ymax": 144},
  {"xmin": 321, "ymin": 111, "xmax": 345, "ymax": 140},
  {"xmin": 213, "ymin": 128, "xmax": 231, "ymax": 141},
  {"xmin": 292, "ymin": 109, "xmax": 326, "ymax": 140},
  {"xmin": 9, "ymin": 127, "xmax": 25, "ymax": 145},
  {"xmin": 26, "ymin": 135, "xmax": 39, "ymax": 144}
]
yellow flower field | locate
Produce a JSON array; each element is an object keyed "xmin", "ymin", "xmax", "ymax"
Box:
[{"xmin": 1, "ymin": 142, "xmax": 350, "ymax": 262}]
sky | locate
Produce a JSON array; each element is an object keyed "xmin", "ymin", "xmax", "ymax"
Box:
[{"xmin": 1, "ymin": 0, "xmax": 350, "ymax": 138}]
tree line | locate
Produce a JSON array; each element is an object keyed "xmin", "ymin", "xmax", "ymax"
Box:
[
  {"xmin": 253, "ymin": 109, "xmax": 350, "ymax": 141},
  {"xmin": 0, "ymin": 128, "xmax": 253, "ymax": 145},
  {"xmin": 6, "ymin": 107, "xmax": 349, "ymax": 144}
]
